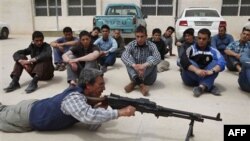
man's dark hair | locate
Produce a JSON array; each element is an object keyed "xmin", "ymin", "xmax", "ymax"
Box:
[
  {"xmin": 79, "ymin": 30, "xmax": 91, "ymax": 39},
  {"xmin": 78, "ymin": 68, "xmax": 104, "ymax": 89},
  {"xmin": 136, "ymin": 25, "xmax": 147, "ymax": 35},
  {"xmin": 183, "ymin": 28, "xmax": 194, "ymax": 37},
  {"xmin": 63, "ymin": 26, "xmax": 73, "ymax": 33},
  {"xmin": 242, "ymin": 27, "xmax": 250, "ymax": 32},
  {"xmin": 152, "ymin": 28, "xmax": 162, "ymax": 35},
  {"xmin": 167, "ymin": 26, "xmax": 175, "ymax": 32},
  {"xmin": 92, "ymin": 27, "xmax": 101, "ymax": 32},
  {"xmin": 198, "ymin": 28, "xmax": 211, "ymax": 38},
  {"xmin": 32, "ymin": 31, "xmax": 44, "ymax": 40},
  {"xmin": 101, "ymin": 24, "xmax": 110, "ymax": 31}
]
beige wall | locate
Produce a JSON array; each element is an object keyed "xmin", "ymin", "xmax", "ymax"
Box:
[
  {"xmin": 0, "ymin": 0, "xmax": 249, "ymax": 38},
  {"xmin": 0, "ymin": 0, "xmax": 34, "ymax": 34}
]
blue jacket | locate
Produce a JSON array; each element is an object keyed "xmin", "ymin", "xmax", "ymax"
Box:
[
  {"xmin": 180, "ymin": 43, "xmax": 226, "ymax": 71},
  {"xmin": 29, "ymin": 87, "xmax": 83, "ymax": 131}
]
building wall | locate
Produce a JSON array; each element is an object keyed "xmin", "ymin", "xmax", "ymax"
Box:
[
  {"xmin": 0, "ymin": 0, "xmax": 249, "ymax": 38},
  {"xmin": 0, "ymin": 0, "xmax": 34, "ymax": 34}
]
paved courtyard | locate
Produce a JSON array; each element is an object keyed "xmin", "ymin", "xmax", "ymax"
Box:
[{"xmin": 0, "ymin": 35, "xmax": 249, "ymax": 141}]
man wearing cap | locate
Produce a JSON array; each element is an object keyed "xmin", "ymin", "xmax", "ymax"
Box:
[{"xmin": 0, "ymin": 68, "xmax": 135, "ymax": 132}]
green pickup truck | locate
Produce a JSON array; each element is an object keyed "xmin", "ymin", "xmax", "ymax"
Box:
[{"xmin": 93, "ymin": 3, "xmax": 147, "ymax": 39}]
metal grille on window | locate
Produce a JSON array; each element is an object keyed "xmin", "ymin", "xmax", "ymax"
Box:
[
  {"xmin": 68, "ymin": 0, "xmax": 96, "ymax": 16},
  {"xmin": 141, "ymin": 0, "xmax": 173, "ymax": 16},
  {"xmin": 221, "ymin": 0, "xmax": 239, "ymax": 16},
  {"xmin": 35, "ymin": 0, "xmax": 61, "ymax": 16},
  {"xmin": 240, "ymin": 0, "xmax": 250, "ymax": 16}
]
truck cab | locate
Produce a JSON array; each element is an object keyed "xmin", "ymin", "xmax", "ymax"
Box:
[{"xmin": 93, "ymin": 3, "xmax": 147, "ymax": 39}]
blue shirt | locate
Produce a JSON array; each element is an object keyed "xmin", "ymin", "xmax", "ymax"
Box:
[
  {"xmin": 94, "ymin": 36, "xmax": 118, "ymax": 52},
  {"xmin": 226, "ymin": 40, "xmax": 250, "ymax": 54},
  {"xmin": 211, "ymin": 34, "xmax": 234, "ymax": 53}
]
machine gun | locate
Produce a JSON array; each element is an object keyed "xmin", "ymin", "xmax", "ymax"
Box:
[{"xmin": 86, "ymin": 93, "xmax": 222, "ymax": 141}]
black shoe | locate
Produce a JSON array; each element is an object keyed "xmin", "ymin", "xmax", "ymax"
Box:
[
  {"xmin": 3, "ymin": 81, "xmax": 20, "ymax": 92},
  {"xmin": 210, "ymin": 86, "xmax": 221, "ymax": 96},
  {"xmin": 25, "ymin": 81, "xmax": 38, "ymax": 93},
  {"xmin": 54, "ymin": 64, "xmax": 60, "ymax": 71},
  {"xmin": 193, "ymin": 86, "xmax": 203, "ymax": 97}
]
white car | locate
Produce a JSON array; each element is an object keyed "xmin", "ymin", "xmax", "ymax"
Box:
[
  {"xmin": 0, "ymin": 21, "xmax": 10, "ymax": 39},
  {"xmin": 175, "ymin": 7, "xmax": 226, "ymax": 40}
]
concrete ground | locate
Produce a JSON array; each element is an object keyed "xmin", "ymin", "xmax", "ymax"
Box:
[{"xmin": 0, "ymin": 35, "xmax": 249, "ymax": 141}]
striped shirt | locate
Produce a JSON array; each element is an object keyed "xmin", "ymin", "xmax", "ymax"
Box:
[
  {"xmin": 61, "ymin": 92, "xmax": 118, "ymax": 126},
  {"xmin": 121, "ymin": 40, "xmax": 161, "ymax": 67}
]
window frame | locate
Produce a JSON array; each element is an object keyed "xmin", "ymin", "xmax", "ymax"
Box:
[
  {"xmin": 68, "ymin": 0, "xmax": 96, "ymax": 16},
  {"xmin": 141, "ymin": 0, "xmax": 173, "ymax": 16},
  {"xmin": 221, "ymin": 0, "xmax": 250, "ymax": 16},
  {"xmin": 34, "ymin": 0, "xmax": 62, "ymax": 16}
]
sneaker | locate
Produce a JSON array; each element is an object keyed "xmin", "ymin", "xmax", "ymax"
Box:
[
  {"xmin": 193, "ymin": 86, "xmax": 203, "ymax": 97},
  {"xmin": 100, "ymin": 65, "xmax": 107, "ymax": 73},
  {"xmin": 3, "ymin": 81, "xmax": 20, "ymax": 93},
  {"xmin": 210, "ymin": 86, "xmax": 221, "ymax": 96},
  {"xmin": 124, "ymin": 82, "xmax": 136, "ymax": 93},
  {"xmin": 139, "ymin": 84, "xmax": 149, "ymax": 96}
]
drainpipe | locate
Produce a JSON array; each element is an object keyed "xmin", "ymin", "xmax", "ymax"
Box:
[
  {"xmin": 175, "ymin": 0, "xmax": 179, "ymax": 23},
  {"xmin": 55, "ymin": 0, "xmax": 59, "ymax": 31}
]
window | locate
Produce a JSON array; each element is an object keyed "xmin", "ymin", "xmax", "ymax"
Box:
[
  {"xmin": 106, "ymin": 6, "xmax": 137, "ymax": 16},
  {"xmin": 68, "ymin": 0, "xmax": 96, "ymax": 16},
  {"xmin": 185, "ymin": 10, "xmax": 220, "ymax": 17},
  {"xmin": 141, "ymin": 0, "xmax": 173, "ymax": 16},
  {"xmin": 35, "ymin": 0, "xmax": 61, "ymax": 16},
  {"xmin": 240, "ymin": 0, "xmax": 250, "ymax": 16},
  {"xmin": 221, "ymin": 0, "xmax": 250, "ymax": 16}
]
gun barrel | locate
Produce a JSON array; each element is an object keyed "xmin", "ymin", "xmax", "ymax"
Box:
[{"xmin": 107, "ymin": 93, "xmax": 222, "ymax": 122}]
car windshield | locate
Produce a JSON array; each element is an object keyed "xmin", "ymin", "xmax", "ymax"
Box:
[
  {"xmin": 185, "ymin": 10, "xmax": 219, "ymax": 17},
  {"xmin": 106, "ymin": 6, "xmax": 137, "ymax": 16}
]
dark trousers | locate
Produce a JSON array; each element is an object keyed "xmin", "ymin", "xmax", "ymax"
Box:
[
  {"xmin": 181, "ymin": 60, "xmax": 218, "ymax": 90},
  {"xmin": 99, "ymin": 52, "xmax": 116, "ymax": 66},
  {"xmin": 238, "ymin": 64, "xmax": 250, "ymax": 92},
  {"xmin": 225, "ymin": 55, "xmax": 240, "ymax": 71},
  {"xmin": 11, "ymin": 58, "xmax": 54, "ymax": 80}
]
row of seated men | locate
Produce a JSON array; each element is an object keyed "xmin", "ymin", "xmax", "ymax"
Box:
[{"xmin": 3, "ymin": 25, "xmax": 250, "ymax": 97}]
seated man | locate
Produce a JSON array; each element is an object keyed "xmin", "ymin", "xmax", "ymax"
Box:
[
  {"xmin": 50, "ymin": 27, "xmax": 78, "ymax": 71},
  {"xmin": 121, "ymin": 25, "xmax": 161, "ymax": 96},
  {"xmin": 161, "ymin": 26, "xmax": 175, "ymax": 56},
  {"xmin": 90, "ymin": 26, "xmax": 101, "ymax": 44},
  {"xmin": 177, "ymin": 28, "xmax": 195, "ymax": 67},
  {"xmin": 3, "ymin": 31, "xmax": 54, "ymax": 93},
  {"xmin": 112, "ymin": 29, "xmax": 125, "ymax": 58},
  {"xmin": 62, "ymin": 31, "xmax": 100, "ymax": 87},
  {"xmin": 0, "ymin": 68, "xmax": 135, "ymax": 132},
  {"xmin": 211, "ymin": 26, "xmax": 234, "ymax": 58},
  {"xmin": 180, "ymin": 28, "xmax": 225, "ymax": 97},
  {"xmin": 224, "ymin": 27, "xmax": 250, "ymax": 72},
  {"xmin": 149, "ymin": 28, "xmax": 169, "ymax": 72},
  {"xmin": 238, "ymin": 48, "xmax": 250, "ymax": 92},
  {"xmin": 94, "ymin": 25, "xmax": 118, "ymax": 72}
]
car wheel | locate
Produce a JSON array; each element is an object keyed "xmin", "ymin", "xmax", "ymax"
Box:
[{"xmin": 0, "ymin": 27, "xmax": 9, "ymax": 39}]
